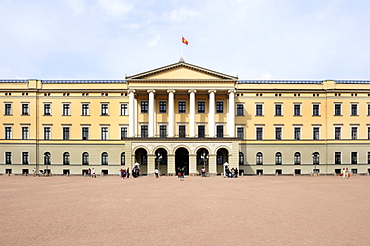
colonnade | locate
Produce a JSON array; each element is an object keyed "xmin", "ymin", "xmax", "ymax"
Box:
[{"xmin": 128, "ymin": 89, "xmax": 236, "ymax": 138}]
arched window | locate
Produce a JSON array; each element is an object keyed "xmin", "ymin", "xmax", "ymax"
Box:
[
  {"xmin": 256, "ymin": 152, "xmax": 263, "ymax": 165},
  {"xmin": 63, "ymin": 152, "xmax": 70, "ymax": 165},
  {"xmin": 294, "ymin": 152, "xmax": 301, "ymax": 165},
  {"xmin": 239, "ymin": 152, "xmax": 244, "ymax": 165},
  {"xmin": 275, "ymin": 152, "xmax": 282, "ymax": 165},
  {"xmin": 121, "ymin": 152, "xmax": 125, "ymax": 165},
  {"xmin": 101, "ymin": 152, "xmax": 108, "ymax": 165},
  {"xmin": 44, "ymin": 152, "xmax": 51, "ymax": 165},
  {"xmin": 82, "ymin": 152, "xmax": 89, "ymax": 165}
]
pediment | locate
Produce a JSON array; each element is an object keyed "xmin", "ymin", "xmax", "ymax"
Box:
[{"xmin": 126, "ymin": 60, "xmax": 237, "ymax": 81}]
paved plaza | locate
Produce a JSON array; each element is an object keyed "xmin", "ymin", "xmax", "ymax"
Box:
[{"xmin": 0, "ymin": 175, "xmax": 369, "ymax": 246}]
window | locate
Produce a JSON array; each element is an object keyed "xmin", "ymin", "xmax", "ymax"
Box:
[
  {"xmin": 101, "ymin": 152, "xmax": 108, "ymax": 165},
  {"xmin": 178, "ymin": 101, "xmax": 186, "ymax": 113},
  {"xmin": 275, "ymin": 127, "xmax": 282, "ymax": 140},
  {"xmin": 198, "ymin": 102, "xmax": 205, "ymax": 113},
  {"xmin": 141, "ymin": 101, "xmax": 148, "ymax": 113},
  {"xmin": 179, "ymin": 125, "xmax": 186, "ymax": 138},
  {"xmin": 335, "ymin": 127, "xmax": 341, "ymax": 140},
  {"xmin": 4, "ymin": 103, "xmax": 12, "ymax": 115},
  {"xmin": 82, "ymin": 152, "xmax": 89, "ymax": 165},
  {"xmin": 120, "ymin": 103, "xmax": 128, "ymax": 116},
  {"xmin": 256, "ymin": 127, "xmax": 263, "ymax": 140},
  {"xmin": 82, "ymin": 104, "xmax": 89, "ymax": 116},
  {"xmin": 101, "ymin": 127, "xmax": 108, "ymax": 140},
  {"xmin": 313, "ymin": 127, "xmax": 320, "ymax": 140},
  {"xmin": 82, "ymin": 127, "xmax": 89, "ymax": 140},
  {"xmin": 5, "ymin": 126, "xmax": 12, "ymax": 139},
  {"xmin": 351, "ymin": 104, "xmax": 358, "ymax": 116},
  {"xmin": 294, "ymin": 104, "xmax": 301, "ymax": 116},
  {"xmin": 275, "ymin": 152, "xmax": 282, "ymax": 165},
  {"xmin": 335, "ymin": 152, "xmax": 341, "ymax": 164},
  {"xmin": 216, "ymin": 125, "xmax": 223, "ymax": 138},
  {"xmin": 239, "ymin": 152, "xmax": 244, "ymax": 165},
  {"xmin": 236, "ymin": 104, "xmax": 244, "ymax": 116},
  {"xmin": 351, "ymin": 127, "xmax": 358, "ymax": 140},
  {"xmin": 120, "ymin": 127, "xmax": 127, "ymax": 140},
  {"xmin": 159, "ymin": 101, "xmax": 167, "ymax": 113},
  {"xmin": 121, "ymin": 152, "xmax": 125, "ymax": 165},
  {"xmin": 22, "ymin": 152, "xmax": 29, "ymax": 165},
  {"xmin": 368, "ymin": 127, "xmax": 370, "ymax": 140},
  {"xmin": 44, "ymin": 103, "xmax": 51, "ymax": 115},
  {"xmin": 62, "ymin": 104, "xmax": 70, "ymax": 116},
  {"xmin": 256, "ymin": 152, "xmax": 263, "ymax": 165},
  {"xmin": 351, "ymin": 152, "xmax": 357, "ymax": 164},
  {"xmin": 63, "ymin": 127, "xmax": 70, "ymax": 140},
  {"xmin": 294, "ymin": 127, "xmax": 301, "ymax": 140},
  {"xmin": 101, "ymin": 103, "xmax": 109, "ymax": 116},
  {"xmin": 313, "ymin": 104, "xmax": 320, "ymax": 116},
  {"xmin": 22, "ymin": 127, "xmax": 29, "ymax": 140},
  {"xmin": 294, "ymin": 152, "xmax": 301, "ymax": 165},
  {"xmin": 159, "ymin": 125, "xmax": 167, "ymax": 138},
  {"xmin": 334, "ymin": 104, "xmax": 341, "ymax": 116},
  {"xmin": 141, "ymin": 125, "xmax": 148, "ymax": 138},
  {"xmin": 237, "ymin": 127, "xmax": 244, "ymax": 139},
  {"xmin": 216, "ymin": 102, "xmax": 224, "ymax": 113},
  {"xmin": 275, "ymin": 104, "xmax": 282, "ymax": 116},
  {"xmin": 5, "ymin": 152, "xmax": 12, "ymax": 164},
  {"xmin": 198, "ymin": 125, "xmax": 205, "ymax": 138},
  {"xmin": 368, "ymin": 152, "xmax": 370, "ymax": 164},
  {"xmin": 368, "ymin": 104, "xmax": 370, "ymax": 116},
  {"xmin": 21, "ymin": 103, "xmax": 29, "ymax": 115},
  {"xmin": 63, "ymin": 152, "xmax": 70, "ymax": 165},
  {"xmin": 256, "ymin": 104, "xmax": 263, "ymax": 116},
  {"xmin": 44, "ymin": 127, "xmax": 51, "ymax": 140}
]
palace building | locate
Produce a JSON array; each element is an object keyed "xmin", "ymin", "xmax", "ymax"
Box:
[{"xmin": 1, "ymin": 58, "xmax": 370, "ymax": 176}]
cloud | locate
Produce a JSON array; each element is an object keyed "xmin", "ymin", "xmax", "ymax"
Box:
[
  {"xmin": 163, "ymin": 7, "xmax": 198, "ymax": 22},
  {"xmin": 98, "ymin": 0, "xmax": 134, "ymax": 19},
  {"xmin": 65, "ymin": 0, "xmax": 87, "ymax": 16}
]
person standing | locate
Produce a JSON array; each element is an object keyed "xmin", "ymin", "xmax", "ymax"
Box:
[
  {"xmin": 154, "ymin": 168, "xmax": 159, "ymax": 178},
  {"xmin": 91, "ymin": 168, "xmax": 96, "ymax": 178},
  {"xmin": 345, "ymin": 168, "xmax": 350, "ymax": 179},
  {"xmin": 201, "ymin": 167, "xmax": 206, "ymax": 177},
  {"xmin": 32, "ymin": 167, "xmax": 36, "ymax": 177},
  {"xmin": 126, "ymin": 167, "xmax": 130, "ymax": 178},
  {"xmin": 341, "ymin": 168, "xmax": 346, "ymax": 179}
]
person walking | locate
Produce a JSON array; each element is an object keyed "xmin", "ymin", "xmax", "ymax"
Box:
[
  {"xmin": 91, "ymin": 168, "xmax": 96, "ymax": 178},
  {"xmin": 154, "ymin": 168, "xmax": 159, "ymax": 178},
  {"xmin": 345, "ymin": 168, "xmax": 350, "ymax": 179},
  {"xmin": 341, "ymin": 168, "xmax": 346, "ymax": 179},
  {"xmin": 126, "ymin": 167, "xmax": 130, "ymax": 178}
]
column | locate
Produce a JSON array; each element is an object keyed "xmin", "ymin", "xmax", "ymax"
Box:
[
  {"xmin": 147, "ymin": 154, "xmax": 155, "ymax": 176},
  {"xmin": 189, "ymin": 154, "xmax": 197, "ymax": 176},
  {"xmin": 167, "ymin": 154, "xmax": 176, "ymax": 176},
  {"xmin": 228, "ymin": 90, "xmax": 236, "ymax": 137},
  {"xmin": 148, "ymin": 90, "xmax": 156, "ymax": 137},
  {"xmin": 208, "ymin": 154, "xmax": 217, "ymax": 175},
  {"xmin": 188, "ymin": 90, "xmax": 197, "ymax": 137},
  {"xmin": 167, "ymin": 90, "xmax": 175, "ymax": 137},
  {"xmin": 208, "ymin": 90, "xmax": 217, "ymax": 137},
  {"xmin": 128, "ymin": 90, "xmax": 136, "ymax": 137}
]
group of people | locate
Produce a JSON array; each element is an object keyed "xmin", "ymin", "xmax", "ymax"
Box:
[
  {"xmin": 87, "ymin": 168, "xmax": 96, "ymax": 178},
  {"xmin": 224, "ymin": 167, "xmax": 238, "ymax": 178},
  {"xmin": 200, "ymin": 167, "xmax": 207, "ymax": 177},
  {"xmin": 177, "ymin": 167, "xmax": 186, "ymax": 181},
  {"xmin": 341, "ymin": 168, "xmax": 351, "ymax": 179},
  {"xmin": 120, "ymin": 166, "xmax": 141, "ymax": 179}
]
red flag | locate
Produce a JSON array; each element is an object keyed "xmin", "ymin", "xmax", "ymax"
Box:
[{"xmin": 182, "ymin": 37, "xmax": 188, "ymax": 45}]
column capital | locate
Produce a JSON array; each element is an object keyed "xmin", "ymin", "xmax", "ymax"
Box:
[
  {"xmin": 147, "ymin": 89, "xmax": 156, "ymax": 94},
  {"xmin": 228, "ymin": 89, "xmax": 236, "ymax": 94},
  {"xmin": 128, "ymin": 89, "xmax": 136, "ymax": 94},
  {"xmin": 208, "ymin": 89, "xmax": 217, "ymax": 94},
  {"xmin": 167, "ymin": 89, "xmax": 176, "ymax": 94},
  {"xmin": 188, "ymin": 89, "xmax": 197, "ymax": 94}
]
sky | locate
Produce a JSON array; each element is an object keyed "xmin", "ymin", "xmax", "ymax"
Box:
[{"xmin": 1, "ymin": 0, "xmax": 370, "ymax": 80}]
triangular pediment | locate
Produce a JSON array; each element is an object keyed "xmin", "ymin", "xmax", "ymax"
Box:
[{"xmin": 126, "ymin": 60, "xmax": 237, "ymax": 81}]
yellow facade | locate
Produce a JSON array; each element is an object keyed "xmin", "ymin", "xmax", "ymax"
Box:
[{"xmin": 1, "ymin": 60, "xmax": 370, "ymax": 176}]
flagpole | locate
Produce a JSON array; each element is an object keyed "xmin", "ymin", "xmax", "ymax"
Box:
[{"xmin": 181, "ymin": 36, "xmax": 184, "ymax": 58}]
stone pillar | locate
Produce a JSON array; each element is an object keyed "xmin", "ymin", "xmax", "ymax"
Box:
[
  {"xmin": 208, "ymin": 90, "xmax": 217, "ymax": 137},
  {"xmin": 167, "ymin": 154, "xmax": 176, "ymax": 176},
  {"xmin": 128, "ymin": 90, "xmax": 136, "ymax": 137},
  {"xmin": 208, "ymin": 154, "xmax": 217, "ymax": 175},
  {"xmin": 147, "ymin": 154, "xmax": 155, "ymax": 176},
  {"xmin": 167, "ymin": 90, "xmax": 175, "ymax": 137},
  {"xmin": 228, "ymin": 89, "xmax": 236, "ymax": 137},
  {"xmin": 148, "ymin": 90, "xmax": 156, "ymax": 137},
  {"xmin": 189, "ymin": 154, "xmax": 197, "ymax": 175},
  {"xmin": 188, "ymin": 90, "xmax": 197, "ymax": 137}
]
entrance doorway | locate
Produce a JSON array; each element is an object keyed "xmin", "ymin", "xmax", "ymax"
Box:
[
  {"xmin": 135, "ymin": 148, "xmax": 148, "ymax": 175},
  {"xmin": 216, "ymin": 148, "xmax": 229, "ymax": 174},
  {"xmin": 155, "ymin": 148, "xmax": 168, "ymax": 175},
  {"xmin": 175, "ymin": 147, "xmax": 189, "ymax": 175}
]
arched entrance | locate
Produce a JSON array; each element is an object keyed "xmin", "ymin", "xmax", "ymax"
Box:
[
  {"xmin": 135, "ymin": 148, "xmax": 147, "ymax": 175},
  {"xmin": 197, "ymin": 148, "xmax": 209, "ymax": 174},
  {"xmin": 175, "ymin": 147, "xmax": 189, "ymax": 175},
  {"xmin": 155, "ymin": 148, "xmax": 168, "ymax": 175},
  {"xmin": 217, "ymin": 148, "xmax": 229, "ymax": 174}
]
